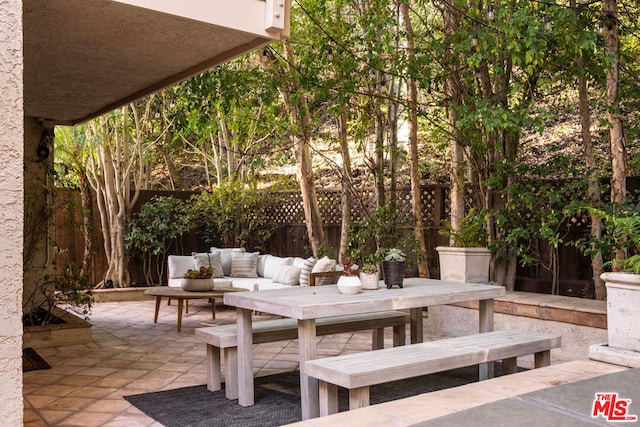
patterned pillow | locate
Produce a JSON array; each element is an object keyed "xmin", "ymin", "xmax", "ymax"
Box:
[
  {"xmin": 311, "ymin": 256, "xmax": 338, "ymax": 286},
  {"xmin": 211, "ymin": 247, "xmax": 245, "ymax": 276},
  {"xmin": 299, "ymin": 257, "xmax": 317, "ymax": 287},
  {"xmin": 192, "ymin": 252, "xmax": 224, "ymax": 278},
  {"xmin": 274, "ymin": 265, "xmax": 302, "ymax": 286},
  {"xmin": 230, "ymin": 251, "xmax": 259, "ymax": 278}
]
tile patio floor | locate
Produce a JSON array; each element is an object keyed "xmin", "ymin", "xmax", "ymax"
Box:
[{"xmin": 23, "ymin": 298, "xmax": 627, "ymax": 426}]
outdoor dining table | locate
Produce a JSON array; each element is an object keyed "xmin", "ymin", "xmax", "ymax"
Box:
[{"xmin": 223, "ymin": 277, "xmax": 506, "ymax": 420}]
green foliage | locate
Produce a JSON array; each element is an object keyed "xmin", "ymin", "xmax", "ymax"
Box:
[
  {"xmin": 126, "ymin": 196, "xmax": 192, "ymax": 285},
  {"xmin": 439, "ymin": 208, "xmax": 488, "ymax": 248},
  {"xmin": 348, "ymin": 205, "xmax": 414, "ymax": 267},
  {"xmin": 584, "ymin": 204, "xmax": 640, "ymax": 274},
  {"xmin": 184, "ymin": 267, "xmax": 213, "ymax": 279},
  {"xmin": 23, "ymin": 266, "xmax": 93, "ymax": 326},
  {"xmin": 384, "ymin": 248, "xmax": 406, "ymax": 262},
  {"xmin": 189, "ymin": 181, "xmax": 282, "ymax": 250}
]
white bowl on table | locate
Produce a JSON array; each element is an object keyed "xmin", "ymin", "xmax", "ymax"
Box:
[{"xmin": 337, "ymin": 276, "xmax": 362, "ymax": 295}]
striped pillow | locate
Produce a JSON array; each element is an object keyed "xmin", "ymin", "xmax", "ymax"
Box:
[
  {"xmin": 192, "ymin": 252, "xmax": 224, "ymax": 278},
  {"xmin": 230, "ymin": 251, "xmax": 259, "ymax": 278},
  {"xmin": 299, "ymin": 257, "xmax": 317, "ymax": 287}
]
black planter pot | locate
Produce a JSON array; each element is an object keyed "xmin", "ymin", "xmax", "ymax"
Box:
[{"xmin": 382, "ymin": 260, "xmax": 405, "ymax": 288}]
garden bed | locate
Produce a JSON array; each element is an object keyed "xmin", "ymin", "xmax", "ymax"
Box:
[{"xmin": 23, "ymin": 307, "xmax": 92, "ymax": 349}]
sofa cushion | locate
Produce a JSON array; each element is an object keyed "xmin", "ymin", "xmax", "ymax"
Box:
[
  {"xmin": 231, "ymin": 251, "xmax": 259, "ymax": 278},
  {"xmin": 211, "ymin": 247, "xmax": 245, "ymax": 276},
  {"xmin": 274, "ymin": 265, "xmax": 302, "ymax": 286},
  {"xmin": 259, "ymin": 255, "xmax": 294, "ymax": 279},
  {"xmin": 192, "ymin": 252, "xmax": 224, "ymax": 278},
  {"xmin": 168, "ymin": 255, "xmax": 195, "ymax": 279},
  {"xmin": 299, "ymin": 257, "xmax": 317, "ymax": 287},
  {"xmin": 293, "ymin": 257, "xmax": 307, "ymax": 268},
  {"xmin": 228, "ymin": 277, "xmax": 273, "ymax": 291},
  {"xmin": 311, "ymin": 256, "xmax": 338, "ymax": 286}
]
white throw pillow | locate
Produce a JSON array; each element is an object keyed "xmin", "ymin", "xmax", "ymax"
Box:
[
  {"xmin": 311, "ymin": 256, "xmax": 338, "ymax": 286},
  {"xmin": 231, "ymin": 251, "xmax": 259, "ymax": 278},
  {"xmin": 192, "ymin": 252, "xmax": 224, "ymax": 278},
  {"xmin": 211, "ymin": 247, "xmax": 245, "ymax": 276},
  {"xmin": 274, "ymin": 265, "xmax": 302, "ymax": 286},
  {"xmin": 299, "ymin": 257, "xmax": 316, "ymax": 287},
  {"xmin": 262, "ymin": 255, "xmax": 294, "ymax": 279},
  {"xmin": 167, "ymin": 255, "xmax": 196, "ymax": 279},
  {"xmin": 293, "ymin": 257, "xmax": 307, "ymax": 268}
]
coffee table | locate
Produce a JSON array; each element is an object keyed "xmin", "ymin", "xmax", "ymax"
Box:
[{"xmin": 144, "ymin": 287, "xmax": 245, "ymax": 332}]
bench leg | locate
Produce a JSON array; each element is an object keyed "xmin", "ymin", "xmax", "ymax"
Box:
[
  {"xmin": 349, "ymin": 386, "xmax": 370, "ymax": 410},
  {"xmin": 502, "ymin": 357, "xmax": 518, "ymax": 375},
  {"xmin": 393, "ymin": 324, "xmax": 406, "ymax": 347},
  {"xmin": 319, "ymin": 381, "xmax": 339, "ymax": 416},
  {"xmin": 206, "ymin": 344, "xmax": 222, "ymax": 391},
  {"xmin": 372, "ymin": 328, "xmax": 384, "ymax": 350},
  {"xmin": 535, "ymin": 350, "xmax": 551, "ymax": 368},
  {"xmin": 225, "ymin": 347, "xmax": 239, "ymax": 400}
]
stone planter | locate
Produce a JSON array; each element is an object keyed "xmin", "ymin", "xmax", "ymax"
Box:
[
  {"xmin": 180, "ymin": 278, "xmax": 214, "ymax": 291},
  {"xmin": 359, "ymin": 271, "xmax": 380, "ymax": 290},
  {"xmin": 602, "ymin": 272, "xmax": 640, "ymax": 352},
  {"xmin": 23, "ymin": 307, "xmax": 92, "ymax": 349},
  {"xmin": 436, "ymin": 246, "xmax": 491, "ymax": 283}
]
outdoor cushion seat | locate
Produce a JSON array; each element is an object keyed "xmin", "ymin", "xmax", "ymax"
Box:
[{"xmin": 166, "ymin": 252, "xmax": 341, "ymax": 291}]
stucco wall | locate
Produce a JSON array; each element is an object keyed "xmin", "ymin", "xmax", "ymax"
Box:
[{"xmin": 0, "ymin": 0, "xmax": 25, "ymax": 424}]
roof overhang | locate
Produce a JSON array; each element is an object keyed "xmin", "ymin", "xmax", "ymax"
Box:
[{"xmin": 24, "ymin": 0, "xmax": 290, "ymax": 125}]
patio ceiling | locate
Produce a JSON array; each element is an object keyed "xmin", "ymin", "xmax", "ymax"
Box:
[{"xmin": 23, "ymin": 0, "xmax": 290, "ymax": 125}]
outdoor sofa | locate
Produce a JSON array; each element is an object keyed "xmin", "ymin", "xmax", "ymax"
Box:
[{"xmin": 167, "ymin": 248, "xmax": 343, "ymax": 291}]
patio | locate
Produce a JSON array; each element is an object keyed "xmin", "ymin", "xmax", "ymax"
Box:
[{"xmin": 23, "ymin": 296, "xmax": 629, "ymax": 426}]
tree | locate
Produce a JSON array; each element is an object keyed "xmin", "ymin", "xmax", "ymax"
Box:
[
  {"xmin": 84, "ymin": 103, "xmax": 151, "ymax": 288},
  {"xmin": 55, "ymin": 126, "xmax": 95, "ymax": 278},
  {"xmin": 269, "ymin": 39, "xmax": 327, "ymax": 257},
  {"xmin": 400, "ymin": 1, "xmax": 429, "ymax": 277}
]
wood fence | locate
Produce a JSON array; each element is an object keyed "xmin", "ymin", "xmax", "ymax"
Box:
[{"xmin": 52, "ymin": 179, "xmax": 640, "ymax": 297}]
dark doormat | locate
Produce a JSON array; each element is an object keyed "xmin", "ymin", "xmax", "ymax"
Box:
[
  {"xmin": 124, "ymin": 365, "xmax": 510, "ymax": 427},
  {"xmin": 23, "ymin": 347, "xmax": 51, "ymax": 372}
]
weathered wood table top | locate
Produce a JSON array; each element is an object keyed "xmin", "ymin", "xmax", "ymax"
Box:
[{"xmin": 224, "ymin": 278, "xmax": 505, "ymax": 420}]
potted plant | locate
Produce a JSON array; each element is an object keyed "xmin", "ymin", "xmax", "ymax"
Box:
[
  {"xmin": 359, "ymin": 262, "xmax": 380, "ymax": 290},
  {"xmin": 436, "ymin": 208, "xmax": 491, "ymax": 283},
  {"xmin": 337, "ymin": 257, "xmax": 362, "ymax": 294},
  {"xmin": 382, "ymin": 248, "xmax": 406, "ymax": 288},
  {"xmin": 181, "ymin": 266, "xmax": 215, "ymax": 291},
  {"xmin": 589, "ymin": 207, "xmax": 640, "ymax": 353}
]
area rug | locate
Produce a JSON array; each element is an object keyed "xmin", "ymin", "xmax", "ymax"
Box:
[
  {"xmin": 23, "ymin": 347, "xmax": 51, "ymax": 372},
  {"xmin": 124, "ymin": 365, "xmax": 507, "ymax": 427}
]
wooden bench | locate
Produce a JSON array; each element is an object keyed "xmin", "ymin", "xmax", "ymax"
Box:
[
  {"xmin": 304, "ymin": 329, "xmax": 561, "ymax": 416},
  {"xmin": 194, "ymin": 310, "xmax": 410, "ymax": 399}
]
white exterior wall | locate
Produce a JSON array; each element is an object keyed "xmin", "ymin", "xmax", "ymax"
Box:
[{"xmin": 0, "ymin": 0, "xmax": 24, "ymax": 424}]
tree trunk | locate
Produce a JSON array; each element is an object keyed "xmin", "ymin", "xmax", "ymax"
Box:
[
  {"xmin": 338, "ymin": 109, "xmax": 352, "ymax": 263},
  {"xmin": 279, "ymin": 41, "xmax": 325, "ymax": 257},
  {"xmin": 78, "ymin": 173, "xmax": 93, "ymax": 278},
  {"xmin": 374, "ymin": 90, "xmax": 386, "ymax": 209},
  {"xmin": 603, "ymin": 0, "xmax": 627, "ymax": 267},
  {"xmin": 441, "ymin": 0, "xmax": 467, "ymax": 242},
  {"xmin": 400, "ymin": 2, "xmax": 429, "ymax": 278},
  {"xmin": 574, "ymin": 0, "xmax": 605, "ymax": 299}
]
